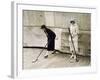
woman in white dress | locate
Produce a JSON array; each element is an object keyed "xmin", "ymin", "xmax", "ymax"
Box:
[{"xmin": 69, "ymin": 20, "xmax": 79, "ymax": 60}]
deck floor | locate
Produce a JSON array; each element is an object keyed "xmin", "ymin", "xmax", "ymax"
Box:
[{"xmin": 23, "ymin": 48, "xmax": 90, "ymax": 69}]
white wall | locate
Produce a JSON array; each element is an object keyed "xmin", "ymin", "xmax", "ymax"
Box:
[
  {"xmin": 23, "ymin": 10, "xmax": 91, "ymax": 55},
  {"xmin": 0, "ymin": 0, "xmax": 100, "ymax": 80}
]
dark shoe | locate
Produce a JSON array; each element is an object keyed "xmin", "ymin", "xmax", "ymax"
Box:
[
  {"xmin": 52, "ymin": 52, "xmax": 55, "ymax": 54},
  {"xmin": 44, "ymin": 55, "xmax": 48, "ymax": 58}
]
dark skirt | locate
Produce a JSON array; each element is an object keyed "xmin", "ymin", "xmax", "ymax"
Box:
[{"xmin": 47, "ymin": 38, "xmax": 55, "ymax": 51}]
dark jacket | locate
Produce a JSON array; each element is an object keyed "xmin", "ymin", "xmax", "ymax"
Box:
[{"xmin": 44, "ymin": 28, "xmax": 56, "ymax": 51}]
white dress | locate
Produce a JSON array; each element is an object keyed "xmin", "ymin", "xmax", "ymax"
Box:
[{"xmin": 69, "ymin": 24, "xmax": 79, "ymax": 52}]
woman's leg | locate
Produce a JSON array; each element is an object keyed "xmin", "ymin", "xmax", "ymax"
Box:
[
  {"xmin": 73, "ymin": 37, "xmax": 78, "ymax": 60},
  {"xmin": 44, "ymin": 50, "xmax": 49, "ymax": 58},
  {"xmin": 69, "ymin": 40, "xmax": 75, "ymax": 58}
]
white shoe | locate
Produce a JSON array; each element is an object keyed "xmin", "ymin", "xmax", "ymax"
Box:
[
  {"xmin": 44, "ymin": 51, "xmax": 49, "ymax": 58},
  {"xmin": 70, "ymin": 55, "xmax": 74, "ymax": 58},
  {"xmin": 73, "ymin": 55, "xmax": 76, "ymax": 60}
]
